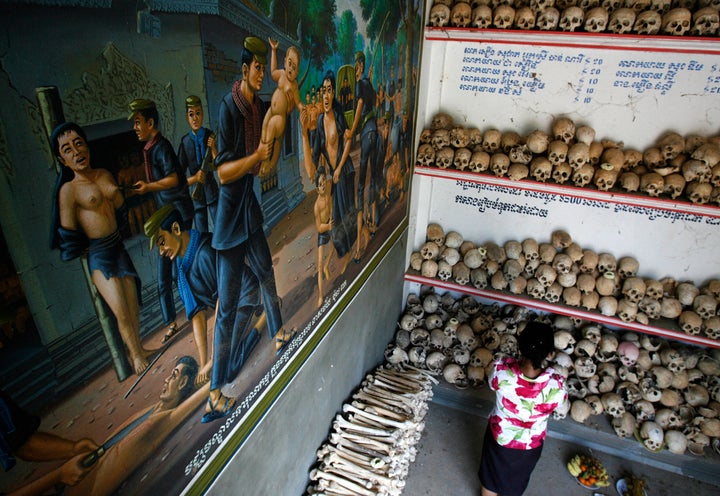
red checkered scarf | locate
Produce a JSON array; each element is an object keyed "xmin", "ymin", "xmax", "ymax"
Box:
[{"xmin": 231, "ymin": 80, "xmax": 262, "ymax": 158}]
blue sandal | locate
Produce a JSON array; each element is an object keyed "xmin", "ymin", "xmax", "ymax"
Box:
[{"xmin": 201, "ymin": 395, "xmax": 235, "ymax": 423}]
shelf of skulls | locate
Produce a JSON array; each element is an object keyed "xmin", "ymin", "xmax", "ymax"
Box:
[
  {"xmin": 426, "ymin": 0, "xmax": 720, "ymax": 40},
  {"xmin": 414, "ymin": 115, "xmax": 720, "ymax": 211},
  {"xmin": 388, "ymin": 288, "xmax": 720, "ymax": 462},
  {"xmin": 404, "ymin": 225, "xmax": 720, "ymax": 350}
]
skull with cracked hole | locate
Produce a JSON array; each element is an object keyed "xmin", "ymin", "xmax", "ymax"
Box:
[
  {"xmin": 408, "ymin": 346, "xmax": 427, "ymax": 368},
  {"xmin": 551, "ymin": 162, "xmax": 572, "ymax": 184},
  {"xmin": 691, "ymin": 143, "xmax": 720, "ymax": 168},
  {"xmin": 692, "ymin": 6, "xmax": 720, "ymax": 35},
  {"xmin": 622, "ymin": 277, "xmax": 646, "ymax": 304},
  {"xmin": 567, "ymin": 377, "xmax": 589, "ymax": 398},
  {"xmin": 640, "ymin": 421, "xmax": 664, "ymax": 451},
  {"xmin": 429, "ymin": 3, "xmax": 451, "ymax": 27},
  {"xmin": 493, "ymin": 4, "xmax": 516, "ymax": 28},
  {"xmin": 437, "ymin": 260, "xmax": 452, "ymax": 281},
  {"xmin": 450, "ymin": 126, "xmax": 471, "ymax": 148},
  {"xmin": 419, "ymin": 128, "xmax": 433, "ymax": 145},
  {"xmin": 410, "ymin": 328, "xmax": 431, "ymax": 348},
  {"xmin": 608, "ymin": 7, "xmax": 636, "ymax": 32},
  {"xmin": 640, "ymin": 172, "xmax": 664, "ymax": 197},
  {"xmin": 573, "ymin": 163, "xmax": 595, "ymax": 188},
  {"xmin": 559, "ymin": 5, "xmax": 585, "ymax": 30},
  {"xmin": 529, "ymin": 157, "xmax": 552, "ymax": 182},
  {"xmin": 575, "ymin": 339, "xmax": 598, "ymax": 361},
  {"xmin": 416, "ymin": 143, "xmax": 436, "ymax": 167},
  {"xmin": 454, "ymin": 147, "xmax": 472, "ymax": 171},
  {"xmin": 657, "ymin": 131, "xmax": 686, "ymax": 161},
  {"xmin": 469, "ymin": 150, "xmax": 491, "ymax": 173},
  {"xmin": 633, "ymin": 9, "xmax": 662, "ymax": 33},
  {"xmin": 554, "ymin": 330, "xmax": 576, "ymax": 354},
  {"xmin": 435, "ymin": 146, "xmax": 454, "ymax": 169},
  {"xmin": 510, "ymin": 143, "xmax": 533, "ymax": 164},
  {"xmin": 426, "ymin": 350, "xmax": 448, "ymax": 374},
  {"xmin": 613, "ymin": 412, "xmax": 636, "ymax": 438},
  {"xmin": 453, "ymin": 346, "xmax": 471, "ymax": 366},
  {"xmin": 451, "ymin": 1, "xmax": 472, "ymax": 27},
  {"xmin": 472, "ymin": 5, "xmax": 493, "ymax": 27},
  {"xmin": 661, "ymin": 348, "xmax": 686, "ymax": 373},
  {"xmin": 552, "ymin": 117, "xmax": 576, "ymax": 144},
  {"xmin": 443, "ymin": 363, "xmax": 468, "ymax": 389},
  {"xmin": 514, "ymin": 6, "xmax": 537, "ymax": 28},
  {"xmin": 686, "ymin": 181, "xmax": 712, "ymax": 204},
  {"xmin": 384, "ymin": 344, "xmax": 409, "ymax": 366},
  {"xmin": 432, "ymin": 129, "xmax": 451, "ymax": 150},
  {"xmin": 585, "ymin": 6, "xmax": 609, "ymax": 31},
  {"xmin": 638, "ymin": 296, "xmax": 661, "ymax": 320},
  {"xmin": 683, "ymin": 159, "xmax": 712, "ymax": 183},
  {"xmin": 639, "ymin": 377, "xmax": 662, "ymax": 402},
  {"xmin": 595, "ymin": 168, "xmax": 618, "ymax": 191},
  {"xmin": 663, "ymin": 173, "xmax": 686, "ymax": 199},
  {"xmin": 602, "ymin": 392, "xmax": 625, "ymax": 418},
  {"xmin": 662, "ymin": 7, "xmax": 692, "ymax": 35}
]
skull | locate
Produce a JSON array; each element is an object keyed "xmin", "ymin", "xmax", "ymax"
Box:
[
  {"xmin": 585, "ymin": 6, "xmax": 609, "ymax": 31},
  {"xmin": 552, "ymin": 117, "xmax": 576, "ymax": 144},
  {"xmin": 618, "ymin": 340, "xmax": 639, "ymax": 366},
  {"xmin": 442, "ymin": 247, "xmax": 461, "ymax": 266},
  {"xmin": 594, "ymin": 168, "xmax": 618, "ymax": 191},
  {"xmin": 514, "ymin": 6, "xmax": 537, "ymax": 28},
  {"xmin": 432, "ymin": 129, "xmax": 451, "ymax": 151},
  {"xmin": 634, "ymin": 400, "xmax": 655, "ymax": 423},
  {"xmin": 529, "ymin": 157, "xmax": 553, "ymax": 182},
  {"xmin": 416, "ymin": 143, "xmax": 436, "ymax": 167},
  {"xmin": 453, "ymin": 147, "xmax": 472, "ymax": 171},
  {"xmin": 464, "ymin": 247, "xmax": 487, "ymax": 269},
  {"xmin": 692, "ymin": 294, "xmax": 717, "ymax": 319},
  {"xmin": 450, "ymin": 127, "xmax": 471, "ymax": 149},
  {"xmin": 649, "ymin": 0, "xmax": 671, "ymax": 14},
  {"xmin": 429, "ymin": 3, "xmax": 451, "ymax": 27},
  {"xmin": 384, "ymin": 344, "xmax": 409, "ymax": 366},
  {"xmin": 490, "ymin": 153, "xmax": 510, "ymax": 177},
  {"xmin": 554, "ymin": 329, "xmax": 576, "ymax": 354},
  {"xmin": 633, "ymin": 9, "xmax": 662, "ymax": 34},
  {"xmin": 608, "ymin": 7, "xmax": 637, "ymax": 32},
  {"xmin": 612, "ymin": 411, "xmax": 636, "ymax": 438},
  {"xmin": 617, "ymin": 171, "xmax": 640, "ymax": 193},
  {"xmin": 472, "ymin": 5, "xmax": 493, "ymax": 27},
  {"xmin": 570, "ymin": 400, "xmax": 593, "ymax": 423},
  {"xmin": 437, "ymin": 260, "xmax": 453, "ymax": 281},
  {"xmin": 435, "ymin": 146, "xmax": 455, "ymax": 169},
  {"xmin": 639, "ymin": 421, "xmax": 664, "ymax": 451},
  {"xmin": 493, "ymin": 4, "xmax": 516, "ymax": 28},
  {"xmin": 419, "ymin": 128, "xmax": 433, "ymax": 145},
  {"xmin": 421, "ymin": 259, "xmax": 439, "ymax": 278},
  {"xmin": 691, "ymin": 142, "xmax": 720, "ymax": 168},
  {"xmin": 482, "ymin": 129, "xmax": 502, "ymax": 153},
  {"xmin": 431, "ymin": 112, "xmax": 454, "ymax": 131},
  {"xmin": 664, "ymin": 430, "xmax": 687, "ymax": 455},
  {"xmin": 639, "ymin": 377, "xmax": 662, "ymax": 403},
  {"xmin": 536, "ymin": 6, "xmax": 561, "ymax": 29},
  {"xmin": 640, "ymin": 172, "xmax": 664, "ymax": 197},
  {"xmin": 657, "ymin": 131, "xmax": 686, "ymax": 162},
  {"xmin": 507, "ymin": 163, "xmax": 529, "ymax": 181},
  {"xmin": 567, "ymin": 377, "xmax": 589, "ymax": 398},
  {"xmin": 682, "ymin": 159, "xmax": 712, "ymax": 183},
  {"xmin": 453, "ymin": 262, "xmax": 471, "ymax": 286},
  {"xmin": 443, "ymin": 363, "xmax": 468, "ymax": 388},
  {"xmin": 560, "ymin": 6, "xmax": 585, "ymax": 30},
  {"xmin": 686, "ymin": 181, "xmax": 712, "ymax": 204},
  {"xmin": 663, "ymin": 173, "xmax": 686, "ymax": 199},
  {"xmin": 661, "ymin": 7, "xmax": 692, "ymax": 35},
  {"xmin": 469, "ymin": 150, "xmax": 491, "ymax": 173},
  {"xmin": 451, "ymin": 1, "xmax": 472, "ymax": 27},
  {"xmin": 692, "ymin": 6, "xmax": 720, "ymax": 35},
  {"xmin": 499, "ymin": 334, "xmax": 518, "ymax": 356},
  {"xmin": 602, "ymin": 392, "xmax": 626, "ymax": 418},
  {"xmin": 704, "ymin": 316, "xmax": 720, "ymax": 339},
  {"xmin": 573, "ymin": 163, "xmax": 595, "ymax": 187},
  {"xmin": 550, "ymin": 162, "xmax": 572, "ymax": 184},
  {"xmin": 621, "ymin": 277, "xmax": 646, "ymax": 304}
]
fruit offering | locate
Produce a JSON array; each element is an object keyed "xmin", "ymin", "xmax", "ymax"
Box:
[{"xmin": 566, "ymin": 454, "xmax": 610, "ymax": 488}]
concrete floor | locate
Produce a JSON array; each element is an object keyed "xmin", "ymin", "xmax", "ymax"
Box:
[{"xmin": 404, "ymin": 397, "xmax": 720, "ymax": 496}]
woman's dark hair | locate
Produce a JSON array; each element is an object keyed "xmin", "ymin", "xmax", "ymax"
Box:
[{"xmin": 518, "ymin": 320, "xmax": 555, "ymax": 368}]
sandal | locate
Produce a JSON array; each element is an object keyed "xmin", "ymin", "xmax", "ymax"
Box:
[
  {"xmin": 274, "ymin": 327, "xmax": 298, "ymax": 356},
  {"xmin": 161, "ymin": 323, "xmax": 180, "ymax": 344},
  {"xmin": 201, "ymin": 395, "xmax": 235, "ymax": 423}
]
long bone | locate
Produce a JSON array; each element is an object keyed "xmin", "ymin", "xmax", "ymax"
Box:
[
  {"xmin": 358, "ymin": 385, "xmax": 420, "ymax": 409},
  {"xmin": 376, "ymin": 366, "xmax": 434, "ymax": 389},
  {"xmin": 337, "ymin": 430, "xmax": 397, "ymax": 453},
  {"xmin": 309, "ymin": 469, "xmax": 376, "ymax": 496},
  {"xmin": 329, "ymin": 433, "xmax": 392, "ymax": 463},
  {"xmin": 333, "ymin": 414, "xmax": 397, "ymax": 438},
  {"xmin": 368, "ymin": 372, "xmax": 423, "ymax": 393},
  {"xmin": 323, "ymin": 465, "xmax": 375, "ymax": 490},
  {"xmin": 364, "ymin": 375, "xmax": 420, "ymax": 395},
  {"xmin": 350, "ymin": 400, "xmax": 412, "ymax": 422},
  {"xmin": 352, "ymin": 390, "xmax": 414, "ymax": 416},
  {"xmin": 343, "ymin": 404, "xmax": 412, "ymax": 430},
  {"xmin": 319, "ymin": 443, "xmax": 386, "ymax": 471},
  {"xmin": 323, "ymin": 453, "xmax": 402, "ymax": 491}
]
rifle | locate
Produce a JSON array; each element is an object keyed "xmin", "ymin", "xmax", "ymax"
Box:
[{"xmin": 190, "ymin": 130, "xmax": 217, "ymax": 202}]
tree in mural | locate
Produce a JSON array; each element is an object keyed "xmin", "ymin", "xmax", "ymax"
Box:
[{"xmin": 337, "ymin": 9, "xmax": 358, "ymax": 66}]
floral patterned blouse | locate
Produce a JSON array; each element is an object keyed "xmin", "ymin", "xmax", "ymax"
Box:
[{"xmin": 488, "ymin": 356, "xmax": 568, "ymax": 449}]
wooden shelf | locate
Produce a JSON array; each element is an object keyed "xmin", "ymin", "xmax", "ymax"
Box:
[
  {"xmin": 405, "ymin": 271, "xmax": 720, "ymax": 349},
  {"xmin": 415, "ymin": 166, "xmax": 720, "ymax": 219}
]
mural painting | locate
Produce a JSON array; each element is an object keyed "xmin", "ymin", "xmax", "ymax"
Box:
[{"xmin": 0, "ymin": 0, "xmax": 422, "ymax": 494}]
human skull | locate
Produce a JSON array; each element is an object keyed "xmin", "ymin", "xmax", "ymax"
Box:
[
  {"xmin": 507, "ymin": 163, "xmax": 529, "ymax": 181},
  {"xmin": 567, "ymin": 143, "xmax": 589, "ymax": 170},
  {"xmin": 682, "ymin": 159, "xmax": 712, "ymax": 183},
  {"xmin": 432, "ymin": 129, "xmax": 451, "ymax": 150},
  {"xmin": 514, "ymin": 6, "xmax": 537, "ymax": 28},
  {"xmin": 554, "ymin": 330, "xmax": 576, "ymax": 354},
  {"xmin": 573, "ymin": 163, "xmax": 595, "ymax": 188},
  {"xmin": 602, "ymin": 392, "xmax": 625, "ymax": 418},
  {"xmin": 529, "ymin": 157, "xmax": 553, "ymax": 182},
  {"xmin": 693, "ymin": 294, "xmax": 717, "ymax": 319},
  {"xmin": 493, "ymin": 4, "xmax": 516, "ymax": 28},
  {"xmin": 419, "ymin": 128, "xmax": 433, "ymax": 145},
  {"xmin": 691, "ymin": 142, "xmax": 720, "ymax": 168},
  {"xmin": 431, "ymin": 112, "xmax": 454, "ymax": 131},
  {"xmin": 490, "ymin": 153, "xmax": 511, "ymax": 177},
  {"xmin": 570, "ymin": 400, "xmax": 593, "ymax": 423},
  {"xmin": 634, "ymin": 399, "xmax": 655, "ymax": 422},
  {"xmin": 663, "ymin": 173, "xmax": 686, "ymax": 199},
  {"xmin": 429, "ymin": 3, "xmax": 451, "ymax": 27},
  {"xmin": 641, "ymin": 172, "xmax": 664, "ymax": 197},
  {"xmin": 618, "ymin": 340, "xmax": 639, "ymax": 366},
  {"xmin": 585, "ymin": 6, "xmax": 609, "ymax": 31},
  {"xmin": 664, "ymin": 430, "xmax": 687, "ymax": 455},
  {"xmin": 552, "ymin": 117, "xmax": 576, "ymax": 145},
  {"xmin": 608, "ymin": 7, "xmax": 637, "ymax": 32},
  {"xmin": 661, "ymin": 7, "xmax": 692, "ymax": 35},
  {"xmin": 560, "ymin": 6, "xmax": 585, "ymax": 30},
  {"xmin": 472, "ymin": 5, "xmax": 493, "ymax": 27},
  {"xmin": 421, "ymin": 259, "xmax": 439, "ymax": 278},
  {"xmin": 469, "ymin": 150, "xmax": 491, "ymax": 173},
  {"xmin": 453, "ymin": 147, "xmax": 472, "ymax": 171},
  {"xmin": 537, "ymin": 6, "xmax": 561, "ymax": 29},
  {"xmin": 633, "ymin": 9, "xmax": 661, "ymax": 34},
  {"xmin": 692, "ymin": 6, "xmax": 720, "ymax": 35},
  {"xmin": 575, "ymin": 338, "xmax": 598, "ymax": 358},
  {"xmin": 621, "ymin": 277, "xmax": 646, "ymax": 304},
  {"xmin": 443, "ymin": 363, "xmax": 468, "ymax": 388},
  {"xmin": 594, "ymin": 168, "xmax": 618, "ymax": 191},
  {"xmin": 612, "ymin": 411, "xmax": 636, "ymax": 438},
  {"xmin": 550, "ymin": 162, "xmax": 572, "ymax": 184},
  {"xmin": 567, "ymin": 377, "xmax": 589, "ymax": 398},
  {"xmin": 453, "ymin": 262, "xmax": 471, "ymax": 286},
  {"xmin": 416, "ymin": 143, "xmax": 436, "ymax": 167},
  {"xmin": 686, "ymin": 181, "xmax": 712, "ymax": 204},
  {"xmin": 482, "ymin": 129, "xmax": 502, "ymax": 153},
  {"xmin": 639, "ymin": 421, "xmax": 664, "ymax": 451},
  {"xmin": 451, "ymin": 1, "xmax": 473, "ymax": 27},
  {"xmin": 435, "ymin": 146, "xmax": 455, "ymax": 170}
]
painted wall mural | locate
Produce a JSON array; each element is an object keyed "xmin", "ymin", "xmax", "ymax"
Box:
[{"xmin": 0, "ymin": 0, "xmax": 422, "ymax": 494}]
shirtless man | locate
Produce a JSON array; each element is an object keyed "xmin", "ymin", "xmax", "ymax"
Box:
[
  {"xmin": 64, "ymin": 356, "xmax": 206, "ymax": 496},
  {"xmin": 259, "ymin": 38, "xmax": 303, "ymax": 177},
  {"xmin": 50, "ymin": 122, "xmax": 152, "ymax": 375},
  {"xmin": 313, "ymin": 167, "xmax": 333, "ymax": 308}
]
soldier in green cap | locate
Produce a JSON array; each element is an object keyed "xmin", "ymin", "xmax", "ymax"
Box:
[
  {"xmin": 213, "ymin": 35, "xmax": 296, "ymax": 358},
  {"xmin": 129, "ymin": 97, "xmax": 194, "ymax": 344},
  {"xmin": 177, "ymin": 95, "xmax": 218, "ymax": 233}
]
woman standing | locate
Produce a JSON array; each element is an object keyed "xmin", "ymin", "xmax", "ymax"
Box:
[{"xmin": 479, "ymin": 320, "xmax": 568, "ymax": 496}]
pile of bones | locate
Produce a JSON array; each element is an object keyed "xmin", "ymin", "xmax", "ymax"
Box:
[
  {"xmin": 427, "ymin": 0, "xmax": 719, "ymax": 36},
  {"xmin": 415, "ymin": 112, "xmax": 720, "ymax": 206},
  {"xmin": 411, "ymin": 223, "xmax": 720, "ymax": 340},
  {"xmin": 306, "ymin": 364, "xmax": 437, "ymax": 495},
  {"xmin": 388, "ymin": 286, "xmax": 720, "ymax": 456}
]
